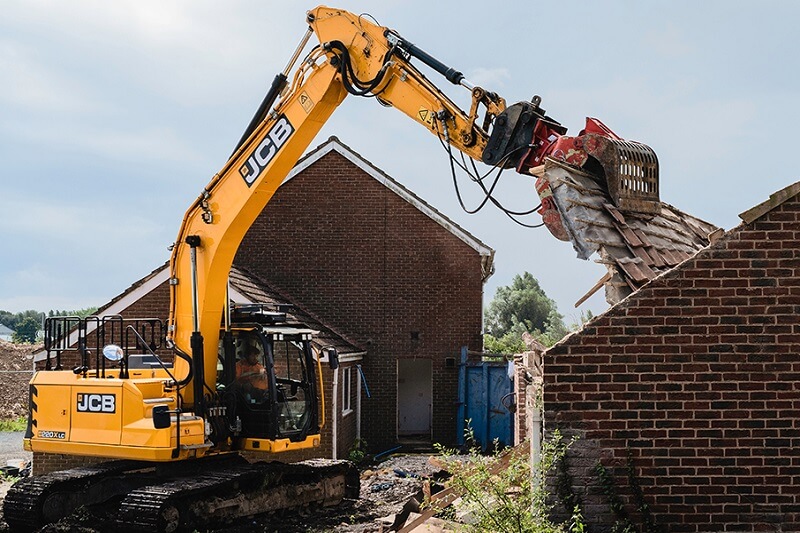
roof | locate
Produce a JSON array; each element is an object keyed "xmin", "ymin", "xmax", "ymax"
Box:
[
  {"xmin": 33, "ymin": 263, "xmax": 364, "ymax": 363},
  {"xmin": 539, "ymin": 159, "xmax": 720, "ymax": 305},
  {"xmin": 288, "ymin": 136, "xmax": 495, "ymax": 281},
  {"xmin": 739, "ymin": 181, "xmax": 800, "ymax": 224},
  {"xmin": 228, "ymin": 265, "xmax": 365, "ymax": 357},
  {"xmin": 0, "ymin": 324, "xmax": 14, "ymax": 335},
  {"xmin": 548, "ymin": 179, "xmax": 800, "ymax": 350}
]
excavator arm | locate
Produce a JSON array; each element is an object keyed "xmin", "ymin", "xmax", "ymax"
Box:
[
  {"xmin": 170, "ymin": 5, "xmax": 660, "ymax": 412},
  {"xmin": 168, "ymin": 6, "xmax": 516, "ymax": 410}
]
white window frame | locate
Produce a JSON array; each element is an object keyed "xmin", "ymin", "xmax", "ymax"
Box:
[{"xmin": 341, "ymin": 366, "xmax": 352, "ymax": 416}]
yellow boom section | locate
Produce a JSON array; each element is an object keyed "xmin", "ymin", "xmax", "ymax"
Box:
[{"xmin": 168, "ymin": 6, "xmax": 498, "ymax": 405}]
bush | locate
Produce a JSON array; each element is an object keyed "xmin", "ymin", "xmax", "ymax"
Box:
[
  {"xmin": 431, "ymin": 430, "xmax": 584, "ymax": 532},
  {"xmin": 0, "ymin": 416, "xmax": 27, "ymax": 432}
]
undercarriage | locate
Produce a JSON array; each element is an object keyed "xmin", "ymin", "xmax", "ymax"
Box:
[{"xmin": 3, "ymin": 454, "xmax": 359, "ymax": 532}]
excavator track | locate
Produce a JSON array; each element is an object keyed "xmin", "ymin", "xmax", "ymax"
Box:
[
  {"xmin": 117, "ymin": 459, "xmax": 359, "ymax": 532},
  {"xmin": 3, "ymin": 460, "xmax": 150, "ymax": 531},
  {"xmin": 3, "ymin": 456, "xmax": 359, "ymax": 532}
]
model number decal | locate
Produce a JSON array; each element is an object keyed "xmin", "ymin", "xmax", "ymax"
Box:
[
  {"xmin": 239, "ymin": 114, "xmax": 294, "ymax": 187},
  {"xmin": 38, "ymin": 430, "xmax": 66, "ymax": 439},
  {"xmin": 76, "ymin": 393, "xmax": 116, "ymax": 413}
]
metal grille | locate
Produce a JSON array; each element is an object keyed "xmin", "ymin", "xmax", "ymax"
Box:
[
  {"xmin": 588, "ymin": 136, "xmax": 661, "ymax": 215},
  {"xmin": 614, "ymin": 140, "xmax": 659, "ymax": 204}
]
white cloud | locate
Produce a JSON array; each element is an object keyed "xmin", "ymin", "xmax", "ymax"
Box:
[
  {"xmin": 3, "ymin": 120, "xmax": 203, "ymax": 165},
  {"xmin": 0, "ymin": 42, "xmax": 98, "ymax": 113},
  {"xmin": 0, "ymin": 193, "xmax": 161, "ymax": 242},
  {"xmin": 644, "ymin": 24, "xmax": 694, "ymax": 59}
]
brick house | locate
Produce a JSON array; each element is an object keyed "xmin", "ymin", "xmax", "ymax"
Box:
[
  {"xmin": 236, "ymin": 137, "xmax": 494, "ymax": 450},
  {"xmin": 543, "ymin": 181, "xmax": 800, "ymax": 531},
  {"xmin": 32, "ymin": 136, "xmax": 493, "ymax": 472}
]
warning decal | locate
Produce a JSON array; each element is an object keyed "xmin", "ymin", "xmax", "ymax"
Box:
[
  {"xmin": 418, "ymin": 107, "xmax": 434, "ymax": 126},
  {"xmin": 299, "ymin": 92, "xmax": 314, "ymax": 113}
]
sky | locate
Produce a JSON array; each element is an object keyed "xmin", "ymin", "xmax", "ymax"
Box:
[{"xmin": 2, "ymin": 1, "xmax": 799, "ymax": 326}]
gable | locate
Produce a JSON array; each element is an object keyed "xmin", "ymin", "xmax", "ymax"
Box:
[
  {"xmin": 286, "ymin": 137, "xmax": 494, "ymax": 261},
  {"xmin": 739, "ymin": 180, "xmax": 800, "ymax": 224},
  {"xmin": 551, "ymin": 180, "xmax": 800, "ymax": 349}
]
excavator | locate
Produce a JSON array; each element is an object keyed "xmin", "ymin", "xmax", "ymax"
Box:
[{"xmin": 3, "ymin": 6, "xmax": 659, "ymax": 532}]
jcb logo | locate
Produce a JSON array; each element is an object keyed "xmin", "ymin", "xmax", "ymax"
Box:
[
  {"xmin": 239, "ymin": 115, "xmax": 294, "ymax": 186},
  {"xmin": 76, "ymin": 393, "xmax": 116, "ymax": 413}
]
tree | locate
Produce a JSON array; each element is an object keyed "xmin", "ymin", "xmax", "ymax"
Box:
[
  {"xmin": 0, "ymin": 308, "xmax": 96, "ymax": 343},
  {"xmin": 484, "ymin": 272, "xmax": 567, "ymax": 352},
  {"xmin": 12, "ymin": 316, "xmax": 40, "ymax": 343}
]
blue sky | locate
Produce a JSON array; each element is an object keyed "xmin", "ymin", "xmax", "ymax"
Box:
[{"xmin": 2, "ymin": 1, "xmax": 798, "ymax": 325}]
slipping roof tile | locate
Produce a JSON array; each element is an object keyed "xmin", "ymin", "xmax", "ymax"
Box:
[{"xmin": 539, "ymin": 159, "xmax": 719, "ymax": 305}]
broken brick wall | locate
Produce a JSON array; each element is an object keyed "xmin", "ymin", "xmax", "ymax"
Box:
[
  {"xmin": 237, "ymin": 150, "xmax": 485, "ymax": 450},
  {"xmin": 544, "ymin": 192, "xmax": 800, "ymax": 531}
]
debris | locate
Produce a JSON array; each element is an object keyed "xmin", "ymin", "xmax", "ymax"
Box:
[
  {"xmin": 536, "ymin": 159, "xmax": 719, "ymax": 305},
  {"xmin": 371, "ymin": 481, "xmax": 395, "ymax": 492},
  {"xmin": 393, "ymin": 468, "xmax": 419, "ymax": 478}
]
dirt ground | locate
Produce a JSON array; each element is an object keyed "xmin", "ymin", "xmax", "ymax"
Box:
[
  {"xmin": 0, "ymin": 340, "xmax": 37, "ymax": 419},
  {"xmin": 0, "ymin": 341, "xmax": 453, "ymax": 532}
]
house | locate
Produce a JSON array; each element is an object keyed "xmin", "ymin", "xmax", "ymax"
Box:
[
  {"xmin": 32, "ymin": 136, "xmax": 492, "ymax": 473},
  {"xmin": 0, "ymin": 324, "xmax": 14, "ymax": 342},
  {"xmin": 540, "ymin": 181, "xmax": 800, "ymax": 531},
  {"xmin": 236, "ymin": 137, "xmax": 493, "ymax": 450}
]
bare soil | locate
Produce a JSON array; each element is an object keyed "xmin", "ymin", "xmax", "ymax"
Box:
[{"xmin": 0, "ymin": 340, "xmax": 37, "ymax": 419}]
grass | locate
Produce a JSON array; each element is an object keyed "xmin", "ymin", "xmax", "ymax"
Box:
[{"xmin": 0, "ymin": 416, "xmax": 27, "ymax": 432}]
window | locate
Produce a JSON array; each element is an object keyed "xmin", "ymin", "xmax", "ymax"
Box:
[{"xmin": 341, "ymin": 366, "xmax": 352, "ymax": 415}]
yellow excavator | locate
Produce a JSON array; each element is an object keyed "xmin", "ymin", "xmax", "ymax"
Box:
[{"xmin": 4, "ymin": 6, "xmax": 659, "ymax": 532}]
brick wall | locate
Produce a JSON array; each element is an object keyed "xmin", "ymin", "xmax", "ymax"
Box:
[
  {"xmin": 237, "ymin": 150, "xmax": 485, "ymax": 449},
  {"xmin": 544, "ymin": 193, "xmax": 800, "ymax": 531}
]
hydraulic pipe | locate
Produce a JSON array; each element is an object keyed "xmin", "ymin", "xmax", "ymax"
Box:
[
  {"xmin": 385, "ymin": 30, "xmax": 465, "ymax": 86},
  {"xmin": 186, "ymin": 235, "xmax": 205, "ymax": 419},
  {"xmin": 232, "ymin": 28, "xmax": 313, "ymax": 156}
]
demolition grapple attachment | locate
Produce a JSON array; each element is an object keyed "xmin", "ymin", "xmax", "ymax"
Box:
[{"xmin": 484, "ymin": 99, "xmax": 660, "ymax": 216}]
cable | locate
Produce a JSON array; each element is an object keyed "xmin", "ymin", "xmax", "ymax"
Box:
[
  {"xmin": 325, "ymin": 39, "xmax": 546, "ymax": 228},
  {"xmin": 432, "ymin": 116, "xmax": 545, "ymax": 227}
]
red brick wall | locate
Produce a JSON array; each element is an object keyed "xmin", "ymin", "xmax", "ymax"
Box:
[
  {"xmin": 236, "ymin": 150, "xmax": 485, "ymax": 449},
  {"xmin": 544, "ymin": 194, "xmax": 800, "ymax": 531}
]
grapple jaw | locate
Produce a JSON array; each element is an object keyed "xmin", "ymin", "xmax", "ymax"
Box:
[{"xmin": 580, "ymin": 133, "xmax": 660, "ymax": 216}]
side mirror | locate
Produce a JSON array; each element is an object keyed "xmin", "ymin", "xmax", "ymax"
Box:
[
  {"xmin": 102, "ymin": 344, "xmax": 124, "ymax": 362},
  {"xmin": 152, "ymin": 405, "xmax": 171, "ymax": 429},
  {"xmin": 328, "ymin": 347, "xmax": 339, "ymax": 370}
]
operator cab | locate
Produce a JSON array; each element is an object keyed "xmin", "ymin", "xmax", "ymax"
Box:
[{"xmin": 217, "ymin": 304, "xmax": 321, "ymax": 445}]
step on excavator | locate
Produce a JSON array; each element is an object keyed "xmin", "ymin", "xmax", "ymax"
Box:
[{"xmin": 4, "ymin": 5, "xmax": 659, "ymax": 532}]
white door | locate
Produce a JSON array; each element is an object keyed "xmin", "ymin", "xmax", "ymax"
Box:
[{"xmin": 397, "ymin": 359, "xmax": 432, "ymax": 436}]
